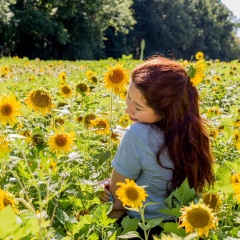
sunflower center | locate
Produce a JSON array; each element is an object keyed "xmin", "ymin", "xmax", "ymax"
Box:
[
  {"xmin": 55, "ymin": 134, "xmax": 67, "ymax": 147},
  {"xmin": 62, "ymin": 86, "xmax": 71, "ymax": 94},
  {"xmin": 96, "ymin": 121, "xmax": 106, "ymax": 129},
  {"xmin": 125, "ymin": 186, "xmax": 139, "ymax": 201},
  {"xmin": 110, "ymin": 70, "xmax": 124, "ymax": 84},
  {"xmin": 30, "ymin": 91, "xmax": 51, "ymax": 108},
  {"xmin": 3, "ymin": 196, "xmax": 12, "ymax": 206},
  {"xmin": 187, "ymin": 208, "xmax": 210, "ymax": 228},
  {"xmin": 1, "ymin": 104, "xmax": 12, "ymax": 116},
  {"xmin": 76, "ymin": 83, "xmax": 88, "ymax": 92}
]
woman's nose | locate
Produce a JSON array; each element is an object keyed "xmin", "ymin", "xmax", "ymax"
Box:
[{"xmin": 125, "ymin": 102, "xmax": 133, "ymax": 114}]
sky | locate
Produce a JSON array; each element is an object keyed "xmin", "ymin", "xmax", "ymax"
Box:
[
  {"xmin": 221, "ymin": 0, "xmax": 240, "ymax": 36},
  {"xmin": 221, "ymin": 0, "xmax": 240, "ymax": 19}
]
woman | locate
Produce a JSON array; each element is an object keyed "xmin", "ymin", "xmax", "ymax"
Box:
[{"xmin": 100, "ymin": 56, "xmax": 215, "ymax": 236}]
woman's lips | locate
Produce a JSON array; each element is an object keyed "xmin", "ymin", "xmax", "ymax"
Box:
[{"xmin": 129, "ymin": 116, "xmax": 138, "ymax": 121}]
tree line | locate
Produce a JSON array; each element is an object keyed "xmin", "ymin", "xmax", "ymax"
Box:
[{"xmin": 0, "ymin": 0, "xmax": 239, "ymax": 61}]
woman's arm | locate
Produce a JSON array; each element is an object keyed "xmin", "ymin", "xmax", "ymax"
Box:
[{"xmin": 108, "ymin": 169, "xmax": 128, "ymax": 218}]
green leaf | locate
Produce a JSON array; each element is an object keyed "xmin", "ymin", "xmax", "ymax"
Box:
[
  {"xmin": 146, "ymin": 217, "xmax": 164, "ymax": 229},
  {"xmin": 56, "ymin": 208, "xmax": 70, "ymax": 225},
  {"xmin": 0, "ymin": 205, "xmax": 20, "ymax": 239},
  {"xmin": 224, "ymin": 160, "xmax": 240, "ymax": 173},
  {"xmin": 162, "ymin": 222, "xmax": 186, "ymax": 237},
  {"xmin": 159, "ymin": 208, "xmax": 181, "ymax": 218},
  {"xmin": 215, "ymin": 164, "xmax": 232, "ymax": 188},
  {"xmin": 164, "ymin": 179, "xmax": 195, "ymax": 208},
  {"xmin": 92, "ymin": 203, "xmax": 116, "ymax": 227},
  {"xmin": 121, "ymin": 216, "xmax": 139, "ymax": 235}
]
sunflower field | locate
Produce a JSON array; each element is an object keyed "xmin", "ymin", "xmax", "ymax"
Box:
[{"xmin": 0, "ymin": 55, "xmax": 240, "ymax": 240}]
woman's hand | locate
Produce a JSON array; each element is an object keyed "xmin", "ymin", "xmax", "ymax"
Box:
[{"xmin": 98, "ymin": 179, "xmax": 114, "ymax": 203}]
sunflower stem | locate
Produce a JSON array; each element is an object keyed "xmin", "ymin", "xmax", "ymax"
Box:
[
  {"xmin": 51, "ymin": 108, "xmax": 55, "ymax": 129},
  {"xmin": 107, "ymin": 90, "xmax": 113, "ymax": 151}
]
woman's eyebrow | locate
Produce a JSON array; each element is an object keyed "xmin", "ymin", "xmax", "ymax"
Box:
[{"xmin": 135, "ymin": 101, "xmax": 144, "ymax": 108}]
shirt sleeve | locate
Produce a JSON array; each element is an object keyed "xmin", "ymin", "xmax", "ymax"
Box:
[{"xmin": 112, "ymin": 128, "xmax": 144, "ymax": 180}]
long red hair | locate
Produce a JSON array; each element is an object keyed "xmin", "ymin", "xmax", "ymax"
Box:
[{"xmin": 131, "ymin": 56, "xmax": 215, "ymax": 194}]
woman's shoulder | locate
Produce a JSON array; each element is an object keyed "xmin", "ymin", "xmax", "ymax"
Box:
[{"xmin": 125, "ymin": 123, "xmax": 164, "ymax": 144}]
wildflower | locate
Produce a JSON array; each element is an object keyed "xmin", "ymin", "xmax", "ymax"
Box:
[
  {"xmin": 1, "ymin": 66, "xmax": 10, "ymax": 75},
  {"xmin": 26, "ymin": 89, "xmax": 52, "ymax": 115},
  {"xmin": 195, "ymin": 52, "xmax": 204, "ymax": 60},
  {"xmin": 0, "ymin": 189, "xmax": 18, "ymax": 213},
  {"xmin": 76, "ymin": 82, "xmax": 88, "ymax": 93},
  {"xmin": 119, "ymin": 114, "xmax": 132, "ymax": 128},
  {"xmin": 0, "ymin": 95, "xmax": 21, "ymax": 126},
  {"xmin": 208, "ymin": 128, "xmax": 218, "ymax": 139},
  {"xmin": 0, "ymin": 136, "xmax": 10, "ymax": 157},
  {"xmin": 186, "ymin": 60, "xmax": 206, "ymax": 87},
  {"xmin": 104, "ymin": 64, "xmax": 129, "ymax": 93},
  {"xmin": 213, "ymin": 76, "xmax": 220, "ymax": 81},
  {"xmin": 48, "ymin": 127, "xmax": 75, "ymax": 153},
  {"xmin": 206, "ymin": 107, "xmax": 221, "ymax": 117},
  {"xmin": 83, "ymin": 113, "xmax": 97, "ymax": 127},
  {"xmin": 178, "ymin": 201, "xmax": 218, "ymax": 238},
  {"xmin": 76, "ymin": 115, "xmax": 83, "ymax": 123},
  {"xmin": 116, "ymin": 179, "xmax": 148, "ymax": 209},
  {"xmin": 59, "ymin": 84, "xmax": 73, "ymax": 98},
  {"xmin": 231, "ymin": 172, "xmax": 240, "ymax": 200},
  {"xmin": 90, "ymin": 118, "xmax": 110, "ymax": 135},
  {"xmin": 202, "ymin": 193, "xmax": 221, "ymax": 211},
  {"xmin": 86, "ymin": 70, "xmax": 95, "ymax": 78},
  {"xmin": 59, "ymin": 72, "xmax": 66, "ymax": 82}
]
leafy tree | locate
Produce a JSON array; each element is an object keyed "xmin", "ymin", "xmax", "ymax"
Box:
[
  {"xmin": 0, "ymin": 0, "xmax": 135, "ymax": 60},
  {"xmin": 126, "ymin": 0, "xmax": 239, "ymax": 61}
]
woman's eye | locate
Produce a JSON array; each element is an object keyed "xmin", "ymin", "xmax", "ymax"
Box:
[{"xmin": 135, "ymin": 107, "xmax": 141, "ymax": 111}]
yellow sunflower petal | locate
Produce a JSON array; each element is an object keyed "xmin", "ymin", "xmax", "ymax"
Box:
[
  {"xmin": 48, "ymin": 127, "xmax": 75, "ymax": 153},
  {"xmin": 116, "ymin": 179, "xmax": 148, "ymax": 209},
  {"xmin": 178, "ymin": 201, "xmax": 218, "ymax": 238},
  {"xmin": 0, "ymin": 189, "xmax": 18, "ymax": 213},
  {"xmin": 0, "ymin": 95, "xmax": 21, "ymax": 126},
  {"xmin": 25, "ymin": 89, "xmax": 52, "ymax": 115},
  {"xmin": 104, "ymin": 64, "xmax": 129, "ymax": 93}
]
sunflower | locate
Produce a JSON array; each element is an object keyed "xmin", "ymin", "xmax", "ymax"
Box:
[
  {"xmin": 116, "ymin": 179, "xmax": 148, "ymax": 209},
  {"xmin": 186, "ymin": 60, "xmax": 206, "ymax": 87},
  {"xmin": 75, "ymin": 115, "xmax": 83, "ymax": 123},
  {"xmin": 59, "ymin": 84, "xmax": 73, "ymax": 98},
  {"xmin": 76, "ymin": 82, "xmax": 89, "ymax": 94},
  {"xmin": 119, "ymin": 114, "xmax": 132, "ymax": 128},
  {"xmin": 206, "ymin": 107, "xmax": 221, "ymax": 117},
  {"xmin": 0, "ymin": 95, "xmax": 22, "ymax": 126},
  {"xmin": 26, "ymin": 89, "xmax": 52, "ymax": 115},
  {"xmin": 195, "ymin": 52, "xmax": 204, "ymax": 60},
  {"xmin": 231, "ymin": 172, "xmax": 240, "ymax": 200},
  {"xmin": 0, "ymin": 189, "xmax": 18, "ymax": 213},
  {"xmin": 233, "ymin": 130, "xmax": 240, "ymax": 143},
  {"xmin": 178, "ymin": 201, "xmax": 218, "ymax": 238},
  {"xmin": 59, "ymin": 72, "xmax": 66, "ymax": 82},
  {"xmin": 213, "ymin": 76, "xmax": 220, "ymax": 81},
  {"xmin": 235, "ymin": 119, "xmax": 240, "ymax": 127},
  {"xmin": 208, "ymin": 128, "xmax": 218, "ymax": 139},
  {"xmin": 83, "ymin": 113, "xmax": 97, "ymax": 127},
  {"xmin": 90, "ymin": 118, "xmax": 110, "ymax": 135},
  {"xmin": 31, "ymin": 133, "xmax": 44, "ymax": 146},
  {"xmin": 0, "ymin": 136, "xmax": 10, "ymax": 157},
  {"xmin": 202, "ymin": 193, "xmax": 222, "ymax": 212},
  {"xmin": 86, "ymin": 70, "xmax": 96, "ymax": 79},
  {"xmin": 1, "ymin": 66, "xmax": 10, "ymax": 75},
  {"xmin": 48, "ymin": 127, "xmax": 75, "ymax": 153},
  {"xmin": 104, "ymin": 64, "xmax": 129, "ymax": 93}
]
